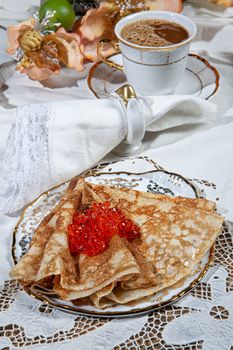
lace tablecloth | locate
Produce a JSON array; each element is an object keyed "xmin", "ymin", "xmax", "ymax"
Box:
[{"xmin": 0, "ymin": 1, "xmax": 233, "ymax": 349}]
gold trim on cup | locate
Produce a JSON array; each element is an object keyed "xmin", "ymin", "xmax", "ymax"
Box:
[
  {"xmin": 118, "ymin": 35, "xmax": 192, "ymax": 52},
  {"xmin": 121, "ymin": 52, "xmax": 187, "ymax": 67},
  {"xmin": 114, "ymin": 10, "xmax": 197, "ymax": 52}
]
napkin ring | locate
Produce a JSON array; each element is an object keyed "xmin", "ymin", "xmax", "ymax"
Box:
[{"xmin": 110, "ymin": 84, "xmax": 145, "ymax": 157}]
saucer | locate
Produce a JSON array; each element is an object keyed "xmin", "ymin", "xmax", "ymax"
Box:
[{"xmin": 87, "ymin": 53, "xmax": 219, "ymax": 100}]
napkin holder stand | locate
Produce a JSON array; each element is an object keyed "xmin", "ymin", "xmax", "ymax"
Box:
[{"xmin": 110, "ymin": 85, "xmax": 145, "ymax": 157}]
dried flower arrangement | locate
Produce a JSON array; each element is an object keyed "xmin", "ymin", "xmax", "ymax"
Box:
[{"xmin": 6, "ymin": 0, "xmax": 182, "ymax": 81}]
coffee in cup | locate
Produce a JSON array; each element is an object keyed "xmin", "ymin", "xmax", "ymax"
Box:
[
  {"xmin": 121, "ymin": 19, "xmax": 189, "ymax": 47},
  {"xmin": 98, "ymin": 11, "xmax": 197, "ymax": 95}
]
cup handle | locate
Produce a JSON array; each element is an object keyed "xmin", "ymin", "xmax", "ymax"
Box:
[{"xmin": 97, "ymin": 39, "xmax": 124, "ymax": 71}]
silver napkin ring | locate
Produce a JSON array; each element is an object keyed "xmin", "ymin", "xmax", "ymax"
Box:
[{"xmin": 110, "ymin": 84, "xmax": 145, "ymax": 157}]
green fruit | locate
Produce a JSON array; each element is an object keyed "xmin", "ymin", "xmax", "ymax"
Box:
[{"xmin": 39, "ymin": 0, "xmax": 75, "ymax": 31}]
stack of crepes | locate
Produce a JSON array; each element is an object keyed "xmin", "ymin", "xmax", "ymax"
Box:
[{"xmin": 10, "ymin": 178, "xmax": 224, "ymax": 309}]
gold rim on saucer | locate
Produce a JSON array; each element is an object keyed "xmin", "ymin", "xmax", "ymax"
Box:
[{"xmin": 87, "ymin": 53, "xmax": 219, "ymax": 100}]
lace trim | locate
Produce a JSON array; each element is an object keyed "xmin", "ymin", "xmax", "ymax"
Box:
[
  {"xmin": 0, "ymin": 104, "xmax": 54, "ymax": 214},
  {"xmin": 0, "ymin": 158, "xmax": 232, "ymax": 349}
]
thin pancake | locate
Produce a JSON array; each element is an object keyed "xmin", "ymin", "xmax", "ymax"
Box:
[
  {"xmin": 35, "ymin": 201, "xmax": 80, "ymax": 286},
  {"xmin": 86, "ymin": 183, "xmax": 223, "ymax": 304},
  {"xmin": 89, "ymin": 283, "xmax": 116, "ymax": 309},
  {"xmin": 53, "ymin": 234, "xmax": 140, "ymax": 299},
  {"xmin": 137, "ymin": 205, "xmax": 223, "ymax": 291},
  {"xmin": 10, "ymin": 178, "xmax": 81, "ymax": 282},
  {"xmin": 107, "ymin": 284, "xmax": 158, "ymax": 304},
  {"xmin": 88, "ymin": 183, "xmax": 216, "ymax": 213},
  {"xmin": 11, "ymin": 179, "xmax": 141, "ymax": 300},
  {"xmin": 52, "ymin": 180, "xmax": 140, "ymax": 299},
  {"xmin": 35, "ymin": 179, "xmax": 106, "ymax": 287},
  {"xmin": 87, "ymin": 238, "xmax": 157, "ymax": 308},
  {"xmin": 10, "ymin": 179, "xmax": 223, "ymax": 309},
  {"xmin": 106, "ymin": 208, "xmax": 223, "ymax": 304},
  {"xmin": 120, "ymin": 238, "xmax": 157, "ymax": 290}
]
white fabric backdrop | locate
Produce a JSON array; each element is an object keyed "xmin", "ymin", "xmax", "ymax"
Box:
[
  {"xmin": 0, "ymin": 1, "xmax": 233, "ymax": 349},
  {"xmin": 0, "ymin": 95, "xmax": 216, "ymax": 213}
]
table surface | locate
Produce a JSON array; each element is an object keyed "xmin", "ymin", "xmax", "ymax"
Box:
[{"xmin": 0, "ymin": 1, "xmax": 233, "ymax": 350}]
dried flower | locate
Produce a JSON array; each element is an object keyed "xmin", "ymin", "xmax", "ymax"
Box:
[
  {"xmin": 74, "ymin": 2, "xmax": 117, "ymax": 61},
  {"xmin": 19, "ymin": 30, "xmax": 43, "ymax": 51},
  {"xmin": 74, "ymin": 0, "xmax": 183, "ymax": 62},
  {"xmin": 7, "ymin": 18, "xmax": 36, "ymax": 55},
  {"xmin": 6, "ymin": 0, "xmax": 183, "ymax": 80},
  {"xmin": 33, "ymin": 10, "xmax": 61, "ymax": 34},
  {"xmin": 46, "ymin": 28, "xmax": 84, "ymax": 71},
  {"xmin": 6, "ymin": 14, "xmax": 84, "ymax": 80}
]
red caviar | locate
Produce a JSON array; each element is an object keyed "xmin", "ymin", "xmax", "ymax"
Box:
[{"xmin": 68, "ymin": 201, "xmax": 140, "ymax": 256}]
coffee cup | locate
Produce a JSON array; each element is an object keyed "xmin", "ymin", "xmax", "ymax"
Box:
[{"xmin": 98, "ymin": 11, "xmax": 197, "ymax": 95}]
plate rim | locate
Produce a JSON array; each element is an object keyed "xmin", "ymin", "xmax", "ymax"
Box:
[
  {"xmin": 87, "ymin": 53, "xmax": 220, "ymax": 100},
  {"xmin": 11, "ymin": 169, "xmax": 215, "ymax": 318}
]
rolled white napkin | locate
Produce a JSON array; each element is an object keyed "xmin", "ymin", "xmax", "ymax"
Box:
[{"xmin": 0, "ymin": 95, "xmax": 216, "ymax": 213}]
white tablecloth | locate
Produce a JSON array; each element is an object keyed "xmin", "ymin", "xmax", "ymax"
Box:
[{"xmin": 0, "ymin": 1, "xmax": 233, "ymax": 350}]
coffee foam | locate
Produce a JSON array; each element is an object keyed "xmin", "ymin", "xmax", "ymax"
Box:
[{"xmin": 121, "ymin": 20, "xmax": 188, "ymax": 47}]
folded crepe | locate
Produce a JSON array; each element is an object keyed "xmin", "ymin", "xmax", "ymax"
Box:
[
  {"xmin": 10, "ymin": 178, "xmax": 141, "ymax": 301},
  {"xmin": 10, "ymin": 179, "xmax": 223, "ymax": 309},
  {"xmin": 89, "ymin": 283, "xmax": 116, "ymax": 309},
  {"xmin": 10, "ymin": 177, "xmax": 82, "ymax": 283},
  {"xmin": 54, "ymin": 233, "xmax": 141, "ymax": 300},
  {"xmin": 87, "ymin": 184, "xmax": 223, "ymax": 304},
  {"xmin": 88, "ymin": 184, "xmax": 216, "ymax": 213}
]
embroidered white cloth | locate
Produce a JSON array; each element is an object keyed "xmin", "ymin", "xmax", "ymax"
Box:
[
  {"xmin": 0, "ymin": 157, "xmax": 233, "ymax": 350},
  {"xmin": 0, "ymin": 95, "xmax": 215, "ymax": 214}
]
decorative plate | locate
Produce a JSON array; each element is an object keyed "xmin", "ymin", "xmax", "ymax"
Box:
[
  {"xmin": 87, "ymin": 53, "xmax": 219, "ymax": 100},
  {"xmin": 12, "ymin": 169, "xmax": 214, "ymax": 318}
]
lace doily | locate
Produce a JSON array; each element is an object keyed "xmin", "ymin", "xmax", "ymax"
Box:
[
  {"xmin": 0, "ymin": 157, "xmax": 232, "ymax": 350},
  {"xmin": 0, "ymin": 104, "xmax": 54, "ymax": 214}
]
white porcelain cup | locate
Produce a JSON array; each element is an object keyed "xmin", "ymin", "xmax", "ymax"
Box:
[{"xmin": 99, "ymin": 11, "xmax": 197, "ymax": 95}]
